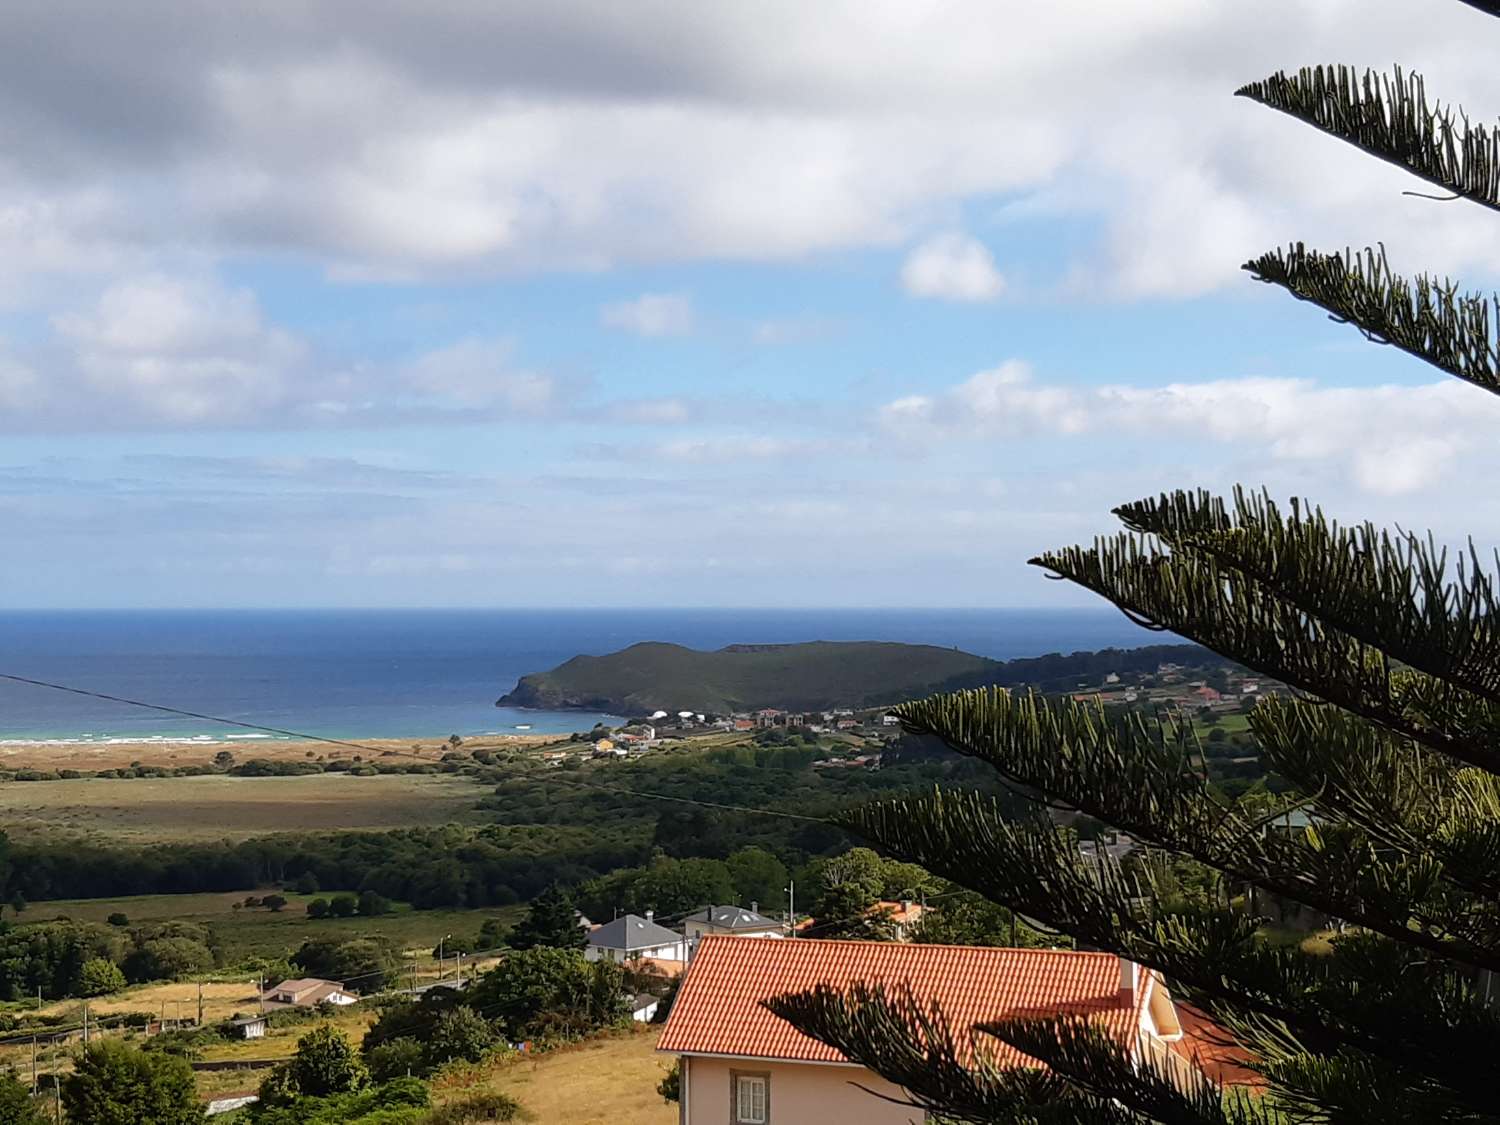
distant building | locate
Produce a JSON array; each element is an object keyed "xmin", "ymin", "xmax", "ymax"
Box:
[
  {"xmin": 260, "ymin": 978, "xmax": 357, "ymax": 1008},
  {"xmin": 585, "ymin": 912, "xmax": 688, "ymax": 965},
  {"xmin": 228, "ymin": 1015, "xmax": 267, "ymax": 1039},
  {"xmin": 872, "ymin": 899, "xmax": 926, "ymax": 941},
  {"xmin": 631, "ymin": 993, "xmax": 661, "ymax": 1023},
  {"xmin": 754, "ymin": 709, "xmax": 786, "ymax": 728},
  {"xmin": 683, "ymin": 904, "xmax": 786, "ymax": 941}
]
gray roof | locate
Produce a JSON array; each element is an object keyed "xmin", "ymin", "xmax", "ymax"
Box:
[
  {"xmin": 687, "ymin": 904, "xmax": 780, "ymax": 931},
  {"xmin": 587, "ymin": 913, "xmax": 684, "ymax": 952}
]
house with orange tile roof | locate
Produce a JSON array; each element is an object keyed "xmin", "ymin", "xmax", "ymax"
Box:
[
  {"xmin": 658, "ymin": 936, "xmax": 1197, "ymax": 1125},
  {"xmin": 870, "ymin": 899, "xmax": 926, "ymax": 941}
]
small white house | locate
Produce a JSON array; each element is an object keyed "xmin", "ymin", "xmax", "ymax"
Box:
[
  {"xmin": 228, "ymin": 1015, "xmax": 267, "ymax": 1039},
  {"xmin": 585, "ymin": 912, "xmax": 688, "ymax": 964},
  {"xmin": 631, "ymin": 993, "xmax": 660, "ymax": 1023}
]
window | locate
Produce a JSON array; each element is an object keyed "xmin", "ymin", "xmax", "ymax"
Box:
[{"xmin": 732, "ymin": 1072, "xmax": 769, "ymax": 1124}]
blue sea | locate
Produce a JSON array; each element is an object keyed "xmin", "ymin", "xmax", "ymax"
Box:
[{"xmin": 0, "ymin": 609, "xmax": 1159, "ymax": 743}]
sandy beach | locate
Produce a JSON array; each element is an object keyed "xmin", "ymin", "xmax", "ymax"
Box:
[{"xmin": 0, "ymin": 732, "xmax": 562, "ymax": 771}]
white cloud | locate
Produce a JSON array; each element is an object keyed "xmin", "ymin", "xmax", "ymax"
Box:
[
  {"xmin": 53, "ymin": 274, "xmax": 305, "ymax": 425},
  {"xmin": 900, "ymin": 232, "xmax": 1006, "ymax": 301},
  {"xmin": 883, "ymin": 361, "xmax": 1500, "ymax": 496},
  {"xmin": 3, "ymin": 1, "xmax": 1498, "ymax": 293},
  {"xmin": 600, "ymin": 293, "xmax": 695, "ymax": 337},
  {"xmin": 401, "ymin": 337, "xmax": 556, "ymax": 412}
]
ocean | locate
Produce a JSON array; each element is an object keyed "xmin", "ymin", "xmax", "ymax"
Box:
[{"xmin": 0, "ymin": 608, "xmax": 1159, "ymax": 743}]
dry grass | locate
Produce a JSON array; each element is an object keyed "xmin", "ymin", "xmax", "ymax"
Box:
[
  {"xmin": 0, "ymin": 772, "xmax": 494, "ymax": 841},
  {"xmin": 436, "ymin": 1029, "xmax": 676, "ymax": 1125}
]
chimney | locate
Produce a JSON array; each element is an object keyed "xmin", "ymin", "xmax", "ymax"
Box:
[
  {"xmin": 901, "ymin": 899, "xmax": 913, "ymax": 913},
  {"xmin": 1119, "ymin": 957, "xmax": 1136, "ymax": 995},
  {"xmin": 645, "ymin": 909, "xmax": 654, "ymax": 923},
  {"xmin": 750, "ymin": 901, "xmax": 758, "ymax": 914}
]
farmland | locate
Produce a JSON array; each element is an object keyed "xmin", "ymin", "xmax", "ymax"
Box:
[
  {"xmin": 20, "ymin": 889, "xmax": 523, "ymax": 962},
  {"xmin": 0, "ymin": 772, "xmax": 494, "ymax": 842}
]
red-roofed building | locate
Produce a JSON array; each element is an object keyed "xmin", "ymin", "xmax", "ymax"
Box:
[{"xmin": 658, "ymin": 936, "xmax": 1198, "ymax": 1124}]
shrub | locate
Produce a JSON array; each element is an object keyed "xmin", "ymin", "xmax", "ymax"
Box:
[
  {"xmin": 356, "ymin": 890, "xmax": 393, "ymax": 917},
  {"xmin": 423, "ymin": 1006, "xmax": 495, "ymax": 1068},
  {"xmin": 295, "ymin": 872, "xmax": 321, "ymax": 895},
  {"xmin": 657, "ymin": 1060, "xmax": 680, "ymax": 1103},
  {"xmin": 76, "ymin": 958, "xmax": 126, "ymax": 997},
  {"xmin": 425, "ymin": 1090, "xmax": 524, "ymax": 1124},
  {"xmin": 329, "ymin": 894, "xmax": 359, "ymax": 918},
  {"xmin": 365, "ymin": 1037, "xmax": 427, "ymax": 1083},
  {"xmin": 106, "ymin": 913, "xmax": 130, "ymax": 927},
  {"xmin": 262, "ymin": 894, "xmax": 289, "ymax": 913},
  {"xmin": 306, "ymin": 898, "xmax": 331, "ymax": 919}
]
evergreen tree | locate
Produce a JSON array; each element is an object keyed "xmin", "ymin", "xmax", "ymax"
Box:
[
  {"xmin": 506, "ymin": 884, "xmax": 586, "ymax": 950},
  {"xmin": 770, "ymin": 5, "xmax": 1500, "ymax": 1122},
  {"xmin": 0, "ymin": 1069, "xmax": 45, "ymax": 1125}
]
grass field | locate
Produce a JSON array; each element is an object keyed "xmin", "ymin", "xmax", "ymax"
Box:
[
  {"xmin": 436, "ymin": 1029, "xmax": 676, "ymax": 1125},
  {"xmin": 27, "ymin": 889, "xmax": 523, "ymax": 961},
  {"xmin": 0, "ymin": 772, "xmax": 494, "ymax": 841}
]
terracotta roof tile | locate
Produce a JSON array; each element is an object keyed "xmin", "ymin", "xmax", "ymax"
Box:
[{"xmin": 658, "ymin": 936, "xmax": 1150, "ymax": 1067}]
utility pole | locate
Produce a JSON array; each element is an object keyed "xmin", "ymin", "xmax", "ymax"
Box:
[
  {"xmin": 258, "ymin": 975, "xmax": 265, "ymax": 1015},
  {"xmin": 52, "ymin": 1073, "xmax": 60, "ymax": 1124},
  {"xmin": 785, "ymin": 880, "xmax": 795, "ymax": 936},
  {"xmin": 198, "ymin": 981, "xmax": 204, "ymax": 1025},
  {"xmin": 81, "ymin": 1001, "xmax": 88, "ymax": 1044},
  {"xmin": 30, "ymin": 1036, "xmax": 36, "ymax": 1092}
]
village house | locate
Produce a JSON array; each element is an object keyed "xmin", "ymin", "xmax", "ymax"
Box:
[
  {"xmin": 871, "ymin": 899, "xmax": 926, "ymax": 941},
  {"xmin": 259, "ymin": 978, "xmax": 357, "ymax": 1008},
  {"xmin": 660, "ymin": 937, "xmax": 1207, "ymax": 1125},
  {"xmin": 683, "ymin": 904, "xmax": 786, "ymax": 942},
  {"xmin": 586, "ymin": 911, "xmax": 689, "ymax": 965},
  {"xmin": 754, "ymin": 709, "xmax": 786, "ymax": 728}
]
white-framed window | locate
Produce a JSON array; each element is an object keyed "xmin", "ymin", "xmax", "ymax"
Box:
[{"xmin": 732, "ymin": 1071, "xmax": 769, "ymax": 1124}]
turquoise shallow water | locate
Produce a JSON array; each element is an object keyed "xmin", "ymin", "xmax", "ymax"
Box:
[{"xmin": 0, "ymin": 608, "xmax": 1156, "ymax": 742}]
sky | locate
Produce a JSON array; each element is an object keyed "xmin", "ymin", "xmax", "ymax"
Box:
[{"xmin": 5, "ymin": 0, "xmax": 1500, "ymax": 608}]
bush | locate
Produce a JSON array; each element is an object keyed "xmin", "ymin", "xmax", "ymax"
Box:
[
  {"xmin": 423, "ymin": 1006, "xmax": 495, "ymax": 1068},
  {"xmin": 657, "ymin": 1060, "xmax": 680, "ymax": 1103},
  {"xmin": 307, "ymin": 898, "xmax": 331, "ymax": 919},
  {"xmin": 425, "ymin": 1090, "xmax": 525, "ymax": 1124},
  {"xmin": 329, "ymin": 894, "xmax": 359, "ymax": 919},
  {"xmin": 263, "ymin": 894, "xmax": 289, "ymax": 913},
  {"xmin": 288, "ymin": 1025, "xmax": 368, "ymax": 1098},
  {"xmin": 251, "ymin": 1078, "xmax": 430, "ymax": 1125},
  {"xmin": 295, "ymin": 872, "xmax": 321, "ymax": 894},
  {"xmin": 61, "ymin": 1040, "xmax": 200, "ymax": 1125},
  {"xmin": 356, "ymin": 890, "xmax": 393, "ymax": 917},
  {"xmin": 76, "ymin": 958, "xmax": 127, "ymax": 997},
  {"xmin": 365, "ymin": 1037, "xmax": 427, "ymax": 1083},
  {"xmin": 106, "ymin": 913, "xmax": 130, "ymax": 928}
]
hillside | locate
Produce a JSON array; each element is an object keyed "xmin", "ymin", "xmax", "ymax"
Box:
[
  {"xmin": 496, "ymin": 640, "xmax": 1001, "ymax": 715},
  {"xmin": 496, "ymin": 639, "xmax": 1220, "ymax": 715}
]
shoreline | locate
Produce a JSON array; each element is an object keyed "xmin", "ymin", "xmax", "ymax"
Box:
[{"xmin": 0, "ymin": 732, "xmax": 561, "ymax": 771}]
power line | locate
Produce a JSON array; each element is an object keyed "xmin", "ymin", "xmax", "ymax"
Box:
[{"xmin": 0, "ymin": 674, "xmax": 395, "ymax": 758}]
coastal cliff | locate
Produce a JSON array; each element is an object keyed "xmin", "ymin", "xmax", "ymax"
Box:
[{"xmin": 497, "ymin": 639, "xmax": 1215, "ymax": 715}]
